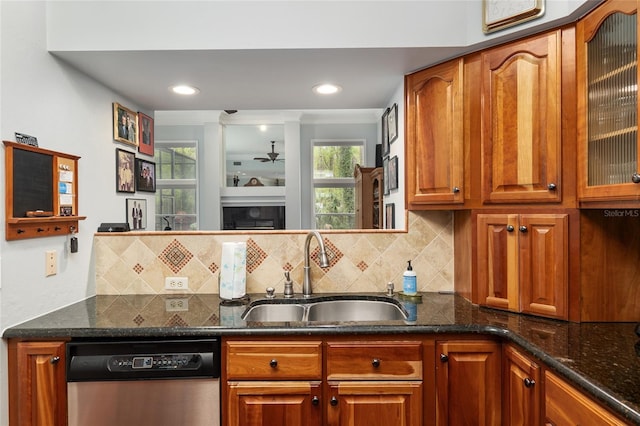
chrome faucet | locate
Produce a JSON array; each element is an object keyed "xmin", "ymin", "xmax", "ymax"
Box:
[{"xmin": 303, "ymin": 230, "xmax": 330, "ymax": 297}]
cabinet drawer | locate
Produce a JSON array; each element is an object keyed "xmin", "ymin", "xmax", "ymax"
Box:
[
  {"xmin": 326, "ymin": 341, "xmax": 422, "ymax": 380},
  {"xmin": 226, "ymin": 341, "xmax": 322, "ymax": 380}
]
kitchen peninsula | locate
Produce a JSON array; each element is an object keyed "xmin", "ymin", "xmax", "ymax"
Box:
[{"xmin": 4, "ymin": 292, "xmax": 640, "ymax": 425}]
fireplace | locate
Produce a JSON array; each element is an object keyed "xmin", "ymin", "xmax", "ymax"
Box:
[{"xmin": 222, "ymin": 206, "xmax": 285, "ymax": 230}]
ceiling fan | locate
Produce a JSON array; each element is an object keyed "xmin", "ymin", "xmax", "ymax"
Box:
[{"xmin": 254, "ymin": 141, "xmax": 284, "ymax": 163}]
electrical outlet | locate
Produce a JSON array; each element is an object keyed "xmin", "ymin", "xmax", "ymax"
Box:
[
  {"xmin": 45, "ymin": 250, "xmax": 57, "ymax": 276},
  {"xmin": 165, "ymin": 298, "xmax": 189, "ymax": 312},
  {"xmin": 165, "ymin": 277, "xmax": 189, "ymax": 290}
]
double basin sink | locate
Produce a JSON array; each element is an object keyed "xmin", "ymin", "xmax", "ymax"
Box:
[{"xmin": 241, "ymin": 294, "xmax": 409, "ymax": 323}]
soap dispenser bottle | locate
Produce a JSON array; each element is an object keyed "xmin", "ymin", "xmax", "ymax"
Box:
[{"xmin": 403, "ymin": 260, "xmax": 417, "ymax": 296}]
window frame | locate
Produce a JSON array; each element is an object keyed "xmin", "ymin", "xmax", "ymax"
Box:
[
  {"xmin": 154, "ymin": 139, "xmax": 199, "ymax": 231},
  {"xmin": 311, "ymin": 138, "xmax": 366, "ymax": 228}
]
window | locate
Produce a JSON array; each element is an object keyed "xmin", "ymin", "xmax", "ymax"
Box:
[
  {"xmin": 312, "ymin": 139, "xmax": 364, "ymax": 229},
  {"xmin": 154, "ymin": 140, "xmax": 198, "ymax": 230}
]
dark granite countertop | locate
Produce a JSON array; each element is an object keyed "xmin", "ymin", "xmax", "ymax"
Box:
[{"xmin": 4, "ymin": 292, "xmax": 640, "ymax": 424}]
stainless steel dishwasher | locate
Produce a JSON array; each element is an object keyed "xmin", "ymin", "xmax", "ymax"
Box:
[{"xmin": 66, "ymin": 338, "xmax": 220, "ymax": 426}]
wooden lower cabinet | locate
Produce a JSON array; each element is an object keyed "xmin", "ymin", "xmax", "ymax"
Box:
[
  {"xmin": 545, "ymin": 371, "xmax": 629, "ymax": 426},
  {"xmin": 7, "ymin": 340, "xmax": 67, "ymax": 426},
  {"xmin": 227, "ymin": 381, "xmax": 322, "ymax": 426},
  {"xmin": 503, "ymin": 345, "xmax": 541, "ymax": 425},
  {"xmin": 435, "ymin": 339, "xmax": 502, "ymax": 426},
  {"xmin": 325, "ymin": 340, "xmax": 423, "ymax": 426},
  {"xmin": 326, "ymin": 381, "xmax": 422, "ymax": 426}
]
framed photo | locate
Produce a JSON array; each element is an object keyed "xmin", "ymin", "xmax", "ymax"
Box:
[
  {"xmin": 116, "ymin": 148, "xmax": 135, "ymax": 193},
  {"xmin": 389, "ymin": 155, "xmax": 399, "ymax": 191},
  {"xmin": 126, "ymin": 198, "xmax": 147, "ymax": 230},
  {"xmin": 381, "ymin": 107, "xmax": 390, "ymax": 156},
  {"xmin": 385, "ymin": 203, "xmax": 395, "ymax": 230},
  {"xmin": 113, "ymin": 102, "xmax": 139, "ymax": 147},
  {"xmin": 383, "ymin": 156, "xmax": 390, "ymax": 196},
  {"xmin": 482, "ymin": 0, "xmax": 544, "ymax": 34},
  {"xmin": 138, "ymin": 112, "xmax": 154, "ymax": 156},
  {"xmin": 135, "ymin": 158, "xmax": 156, "ymax": 192},
  {"xmin": 387, "ymin": 103, "xmax": 398, "ymax": 144}
]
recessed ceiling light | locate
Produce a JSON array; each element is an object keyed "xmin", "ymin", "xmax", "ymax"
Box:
[
  {"xmin": 313, "ymin": 83, "xmax": 342, "ymax": 95},
  {"xmin": 171, "ymin": 85, "xmax": 200, "ymax": 95}
]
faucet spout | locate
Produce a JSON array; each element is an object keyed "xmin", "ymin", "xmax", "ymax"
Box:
[{"xmin": 303, "ymin": 230, "xmax": 329, "ymax": 297}]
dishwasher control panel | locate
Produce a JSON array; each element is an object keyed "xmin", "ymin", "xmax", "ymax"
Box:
[
  {"xmin": 109, "ymin": 354, "xmax": 202, "ymax": 371},
  {"xmin": 67, "ymin": 339, "xmax": 220, "ymax": 381}
]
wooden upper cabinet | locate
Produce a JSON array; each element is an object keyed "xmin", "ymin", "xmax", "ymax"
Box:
[
  {"xmin": 481, "ymin": 30, "xmax": 563, "ymax": 204},
  {"xmin": 405, "ymin": 58, "xmax": 464, "ymax": 207},
  {"xmin": 476, "ymin": 213, "xmax": 569, "ymax": 320},
  {"xmin": 577, "ymin": 0, "xmax": 640, "ymax": 204}
]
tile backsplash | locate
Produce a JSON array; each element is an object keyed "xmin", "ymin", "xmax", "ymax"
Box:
[{"xmin": 94, "ymin": 210, "xmax": 454, "ymax": 295}]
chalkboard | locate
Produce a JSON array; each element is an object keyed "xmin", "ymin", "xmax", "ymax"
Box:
[{"xmin": 12, "ymin": 149, "xmax": 53, "ymax": 217}]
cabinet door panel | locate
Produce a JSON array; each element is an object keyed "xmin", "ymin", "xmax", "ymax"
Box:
[
  {"xmin": 577, "ymin": 0, "xmax": 640, "ymax": 202},
  {"xmin": 503, "ymin": 345, "xmax": 541, "ymax": 426},
  {"xmin": 477, "ymin": 214, "xmax": 520, "ymax": 310},
  {"xmin": 11, "ymin": 341, "xmax": 66, "ymax": 426},
  {"xmin": 327, "ymin": 381, "xmax": 422, "ymax": 426},
  {"xmin": 519, "ymin": 214, "xmax": 568, "ymax": 319},
  {"xmin": 436, "ymin": 340, "xmax": 502, "ymax": 426},
  {"xmin": 406, "ymin": 58, "xmax": 464, "ymax": 206},
  {"xmin": 482, "ymin": 30, "xmax": 562, "ymax": 203},
  {"xmin": 227, "ymin": 381, "xmax": 322, "ymax": 426},
  {"xmin": 545, "ymin": 371, "xmax": 628, "ymax": 425}
]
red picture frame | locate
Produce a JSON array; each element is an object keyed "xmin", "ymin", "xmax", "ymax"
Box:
[{"xmin": 138, "ymin": 112, "xmax": 154, "ymax": 156}]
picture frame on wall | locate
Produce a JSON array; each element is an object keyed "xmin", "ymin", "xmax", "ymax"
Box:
[
  {"xmin": 116, "ymin": 148, "xmax": 135, "ymax": 193},
  {"xmin": 138, "ymin": 112, "xmax": 154, "ymax": 156},
  {"xmin": 113, "ymin": 102, "xmax": 139, "ymax": 147},
  {"xmin": 387, "ymin": 103, "xmax": 398, "ymax": 144},
  {"xmin": 383, "ymin": 156, "xmax": 390, "ymax": 196},
  {"xmin": 126, "ymin": 198, "xmax": 147, "ymax": 230},
  {"xmin": 385, "ymin": 203, "xmax": 395, "ymax": 229},
  {"xmin": 482, "ymin": 0, "xmax": 544, "ymax": 34},
  {"xmin": 135, "ymin": 158, "xmax": 156, "ymax": 192},
  {"xmin": 388, "ymin": 155, "xmax": 399, "ymax": 191},
  {"xmin": 382, "ymin": 107, "xmax": 390, "ymax": 156}
]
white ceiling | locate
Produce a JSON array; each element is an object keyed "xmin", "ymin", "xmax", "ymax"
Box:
[
  {"xmin": 52, "ymin": 47, "xmax": 466, "ymax": 111},
  {"xmin": 47, "ymin": 1, "xmax": 598, "ymax": 113}
]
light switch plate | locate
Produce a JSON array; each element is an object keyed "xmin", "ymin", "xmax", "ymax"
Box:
[{"xmin": 45, "ymin": 250, "xmax": 57, "ymax": 276}]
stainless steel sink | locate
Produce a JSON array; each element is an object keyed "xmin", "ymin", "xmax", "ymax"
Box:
[
  {"xmin": 306, "ymin": 299, "xmax": 407, "ymax": 322},
  {"xmin": 241, "ymin": 303, "xmax": 305, "ymax": 322},
  {"xmin": 241, "ymin": 295, "xmax": 408, "ymax": 323}
]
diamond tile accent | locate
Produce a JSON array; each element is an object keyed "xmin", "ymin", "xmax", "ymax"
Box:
[
  {"xmin": 133, "ymin": 314, "xmax": 145, "ymax": 325},
  {"xmin": 357, "ymin": 261, "xmax": 368, "ymax": 271},
  {"xmin": 246, "ymin": 238, "xmax": 267, "ymax": 273},
  {"xmin": 311, "ymin": 238, "xmax": 343, "ymax": 269},
  {"xmin": 283, "ymin": 262, "xmax": 293, "ymax": 272},
  {"xmin": 209, "ymin": 262, "xmax": 219, "ymax": 274},
  {"xmin": 208, "ymin": 313, "xmax": 219, "ymax": 324},
  {"xmin": 159, "ymin": 239, "xmax": 193, "ymax": 274},
  {"xmin": 133, "ymin": 263, "xmax": 144, "ymax": 274},
  {"xmin": 165, "ymin": 314, "xmax": 188, "ymax": 327}
]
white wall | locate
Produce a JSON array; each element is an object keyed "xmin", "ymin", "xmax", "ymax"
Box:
[
  {"xmin": 45, "ymin": 1, "xmax": 594, "ymax": 51},
  {"xmin": 0, "ymin": 3, "xmax": 153, "ymax": 424},
  {"xmin": 383, "ymin": 83, "xmax": 406, "ymax": 231}
]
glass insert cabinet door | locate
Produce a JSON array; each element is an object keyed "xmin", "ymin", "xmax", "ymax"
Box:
[{"xmin": 578, "ymin": 1, "xmax": 640, "ymax": 201}]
